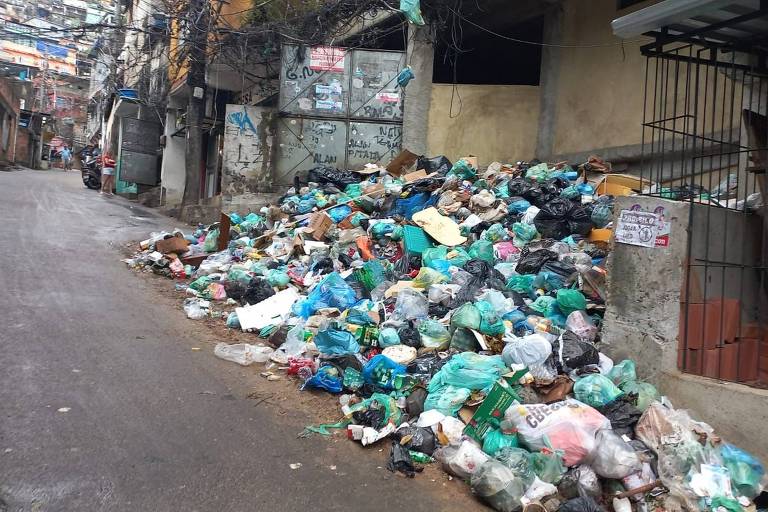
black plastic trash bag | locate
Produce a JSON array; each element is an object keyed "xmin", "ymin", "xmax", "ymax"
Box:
[
  {"xmin": 534, "ymin": 197, "xmax": 593, "ymax": 240},
  {"xmin": 515, "ymin": 249, "xmax": 558, "ymax": 275},
  {"xmin": 307, "ymin": 165, "xmax": 361, "ymax": 189},
  {"xmin": 387, "ymin": 441, "xmax": 422, "ymax": 478},
  {"xmin": 551, "ymin": 331, "xmax": 600, "ymax": 373},
  {"xmin": 397, "ymin": 326, "xmax": 421, "ymax": 348},
  {"xmin": 223, "ymin": 280, "xmax": 248, "ymax": 302},
  {"xmin": 452, "ymin": 259, "xmax": 508, "ymax": 307},
  {"xmin": 392, "ymin": 426, "xmax": 437, "ymax": 455},
  {"xmin": 558, "ymin": 496, "xmax": 606, "ymax": 512},
  {"xmin": 241, "ymin": 278, "xmax": 275, "ymax": 305},
  {"xmin": 405, "ymin": 387, "xmax": 428, "ymax": 417},
  {"xmin": 406, "ymin": 354, "xmax": 448, "ymax": 379},
  {"xmin": 416, "ymin": 155, "xmax": 452, "ymax": 175},
  {"xmin": 596, "ymin": 398, "xmax": 642, "ymax": 437}
]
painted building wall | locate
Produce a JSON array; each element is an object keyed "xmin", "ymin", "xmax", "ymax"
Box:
[
  {"xmin": 426, "ymin": 84, "xmax": 540, "ymax": 166},
  {"xmin": 549, "ymin": 0, "xmax": 655, "ymax": 158},
  {"xmin": 160, "ymin": 106, "xmax": 186, "ymax": 206}
]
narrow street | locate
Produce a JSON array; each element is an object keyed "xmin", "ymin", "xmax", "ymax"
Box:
[{"xmin": 0, "ymin": 169, "xmax": 475, "ymax": 512}]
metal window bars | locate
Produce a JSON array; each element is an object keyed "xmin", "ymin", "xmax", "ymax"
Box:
[{"xmin": 639, "ymin": 13, "xmax": 768, "ymax": 386}]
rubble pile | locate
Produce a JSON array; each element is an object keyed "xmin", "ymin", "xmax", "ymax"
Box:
[{"xmin": 124, "ymin": 155, "xmax": 766, "ymax": 512}]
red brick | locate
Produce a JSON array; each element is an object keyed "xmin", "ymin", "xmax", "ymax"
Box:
[
  {"xmin": 679, "ymin": 349, "xmax": 703, "ymax": 375},
  {"xmin": 702, "ymin": 345, "xmax": 738, "ymax": 381},
  {"xmin": 679, "ymin": 299, "xmax": 741, "ymax": 349},
  {"xmin": 736, "ymin": 339, "xmax": 759, "ymax": 382}
]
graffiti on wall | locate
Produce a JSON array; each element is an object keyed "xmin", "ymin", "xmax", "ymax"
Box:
[{"xmin": 222, "ymin": 105, "xmax": 275, "ymax": 196}]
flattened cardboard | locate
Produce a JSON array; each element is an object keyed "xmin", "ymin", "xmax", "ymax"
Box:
[
  {"xmin": 385, "ymin": 149, "xmax": 418, "ymax": 177},
  {"xmin": 412, "ymin": 207, "xmax": 467, "ymax": 246}
]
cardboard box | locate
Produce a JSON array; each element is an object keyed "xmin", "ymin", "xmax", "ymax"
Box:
[
  {"xmin": 306, "ymin": 212, "xmax": 333, "ymax": 241},
  {"xmin": 385, "ymin": 149, "xmax": 418, "ymax": 177},
  {"xmin": 155, "ymin": 236, "xmax": 190, "ymax": 255},
  {"xmin": 463, "ymin": 379, "xmax": 520, "ymax": 443}
]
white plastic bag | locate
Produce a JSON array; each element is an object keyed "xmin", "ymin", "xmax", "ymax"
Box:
[
  {"xmin": 523, "ymin": 476, "xmax": 558, "ymax": 503},
  {"xmin": 588, "ymin": 429, "xmax": 641, "ymax": 479},
  {"xmin": 432, "ymin": 416, "xmax": 467, "ymax": 446},
  {"xmin": 436, "ymin": 439, "xmax": 489, "ymax": 479},
  {"xmin": 505, "ymin": 399, "xmax": 611, "ymax": 467},
  {"xmin": 183, "ymin": 298, "xmax": 209, "ymax": 319},
  {"xmin": 214, "ymin": 343, "xmax": 274, "ymax": 366},
  {"xmin": 271, "ymin": 321, "xmax": 307, "ymax": 364},
  {"xmin": 501, "ymin": 333, "xmax": 552, "ymax": 367}
]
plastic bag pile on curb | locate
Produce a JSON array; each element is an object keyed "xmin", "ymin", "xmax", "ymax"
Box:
[{"xmin": 124, "ymin": 156, "xmax": 766, "ymax": 512}]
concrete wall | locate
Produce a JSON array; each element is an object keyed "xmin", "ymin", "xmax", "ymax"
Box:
[
  {"xmin": 426, "ymin": 85, "xmax": 540, "ymax": 166},
  {"xmin": 160, "ymin": 103, "xmax": 186, "ymax": 207},
  {"xmin": 220, "ymin": 104, "xmax": 278, "ymax": 212},
  {"xmin": 602, "ymin": 195, "xmax": 768, "ymax": 462},
  {"xmin": 549, "ymin": 0, "xmax": 650, "ymax": 157}
]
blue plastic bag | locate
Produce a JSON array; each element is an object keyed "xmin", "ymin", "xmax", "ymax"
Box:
[
  {"xmin": 314, "ymin": 325, "xmax": 360, "ymax": 355},
  {"xmin": 292, "ymin": 272, "xmax": 358, "ymax": 318},
  {"xmin": 720, "ymin": 443, "xmax": 765, "ymax": 498},
  {"xmin": 301, "ymin": 365, "xmax": 343, "ymax": 393},
  {"xmin": 399, "ymin": 0, "xmax": 425, "ymax": 25},
  {"xmin": 362, "ymin": 354, "xmax": 407, "ymax": 390},
  {"xmin": 328, "ymin": 205, "xmax": 352, "ymax": 223}
]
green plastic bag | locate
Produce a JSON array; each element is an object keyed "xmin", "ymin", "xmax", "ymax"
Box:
[
  {"xmin": 378, "ymin": 327, "xmax": 401, "ymax": 348},
  {"xmin": 450, "ymin": 302, "xmax": 481, "ymax": 331},
  {"xmin": 709, "ymin": 497, "xmax": 743, "ymax": 512},
  {"xmin": 413, "ymin": 266, "xmax": 448, "ymax": 288},
  {"xmin": 476, "ymin": 300, "xmax": 505, "ymax": 336},
  {"xmin": 619, "ymin": 380, "xmax": 658, "ymax": 411},
  {"xmin": 529, "ymin": 450, "xmax": 566, "ymax": 484},
  {"xmin": 608, "ymin": 359, "xmax": 637, "ymax": 386},
  {"xmin": 427, "ymin": 352, "xmax": 508, "ymax": 394},
  {"xmin": 189, "ymin": 275, "xmax": 214, "ymax": 292},
  {"xmin": 391, "ymin": 225, "xmax": 403, "ymax": 241},
  {"xmin": 529, "ymin": 295, "xmax": 558, "ymax": 316},
  {"xmin": 450, "ymin": 327, "xmax": 480, "ymax": 352},
  {"xmin": 227, "ymin": 267, "xmax": 252, "ymax": 284},
  {"xmin": 203, "ymin": 228, "xmax": 219, "ymax": 252},
  {"xmin": 482, "ymin": 429, "xmax": 520, "ymax": 456},
  {"xmin": 343, "ymin": 367, "xmax": 365, "ymax": 391},
  {"xmin": 399, "ymin": 0, "xmax": 425, "ymax": 25},
  {"xmin": 556, "ymin": 288, "xmax": 587, "ymax": 315},
  {"xmin": 418, "ymin": 320, "xmax": 450, "ymax": 350},
  {"xmin": 355, "ymin": 260, "xmax": 385, "ymax": 291},
  {"xmin": 495, "ymin": 447, "xmax": 535, "ymax": 485},
  {"xmin": 421, "ymin": 246, "xmax": 448, "ymax": 268},
  {"xmin": 512, "ymin": 222, "xmax": 538, "ymax": 248},
  {"xmin": 483, "ymin": 223, "xmax": 508, "ymax": 243},
  {"xmin": 560, "ymin": 185, "xmax": 580, "ymax": 199},
  {"xmin": 720, "ymin": 444, "xmax": 765, "ymax": 498},
  {"xmin": 266, "ymin": 269, "xmax": 290, "ymax": 288},
  {"xmin": 448, "ymin": 159, "xmax": 476, "ymax": 180},
  {"xmin": 468, "ymin": 240, "xmax": 495, "ymax": 264},
  {"xmin": 423, "ymin": 385, "xmax": 471, "ymax": 416},
  {"xmin": 574, "ymin": 374, "xmax": 623, "ymax": 407},
  {"xmin": 507, "ymin": 274, "xmax": 535, "ymax": 294},
  {"xmin": 526, "ymin": 163, "xmax": 551, "ymax": 183},
  {"xmin": 345, "ymin": 183, "xmax": 363, "ymax": 198},
  {"xmin": 346, "ymin": 392, "xmax": 402, "ymax": 426}
]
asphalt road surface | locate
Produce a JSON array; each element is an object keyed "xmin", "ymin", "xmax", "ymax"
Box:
[{"xmin": 0, "ymin": 169, "xmax": 479, "ymax": 512}]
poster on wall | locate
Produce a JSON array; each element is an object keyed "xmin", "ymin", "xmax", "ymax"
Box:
[
  {"xmin": 310, "ymin": 46, "xmax": 346, "ymax": 72},
  {"xmin": 615, "ymin": 209, "xmax": 660, "ymax": 248}
]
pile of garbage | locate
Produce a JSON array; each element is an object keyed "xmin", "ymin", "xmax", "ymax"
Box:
[{"xmin": 124, "ymin": 155, "xmax": 765, "ymax": 512}]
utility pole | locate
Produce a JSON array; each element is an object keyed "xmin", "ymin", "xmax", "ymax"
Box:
[
  {"xmin": 35, "ymin": 55, "xmax": 49, "ymax": 169},
  {"xmin": 181, "ymin": 0, "xmax": 209, "ymax": 214}
]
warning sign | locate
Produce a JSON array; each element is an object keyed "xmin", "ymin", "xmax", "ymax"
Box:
[
  {"xmin": 310, "ymin": 47, "xmax": 346, "ymax": 72},
  {"xmin": 615, "ymin": 209, "xmax": 660, "ymax": 248}
]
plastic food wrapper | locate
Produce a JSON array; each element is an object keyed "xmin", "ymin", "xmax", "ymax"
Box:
[
  {"xmin": 588, "ymin": 429, "xmax": 641, "ymax": 479},
  {"xmin": 214, "ymin": 343, "xmax": 273, "ymax": 366},
  {"xmin": 437, "ymin": 440, "xmax": 490, "ymax": 480},
  {"xmin": 573, "ymin": 374, "xmax": 623, "ymax": 408},
  {"xmin": 506, "ymin": 399, "xmax": 611, "ymax": 467}
]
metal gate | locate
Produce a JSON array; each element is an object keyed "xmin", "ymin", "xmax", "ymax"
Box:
[
  {"xmin": 274, "ymin": 45, "xmax": 405, "ymax": 186},
  {"xmin": 639, "ymin": 14, "xmax": 768, "ymax": 386}
]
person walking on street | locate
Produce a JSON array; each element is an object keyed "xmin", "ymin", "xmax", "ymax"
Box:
[
  {"xmin": 60, "ymin": 145, "xmax": 72, "ymax": 170},
  {"xmin": 101, "ymin": 153, "xmax": 116, "ymax": 195}
]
